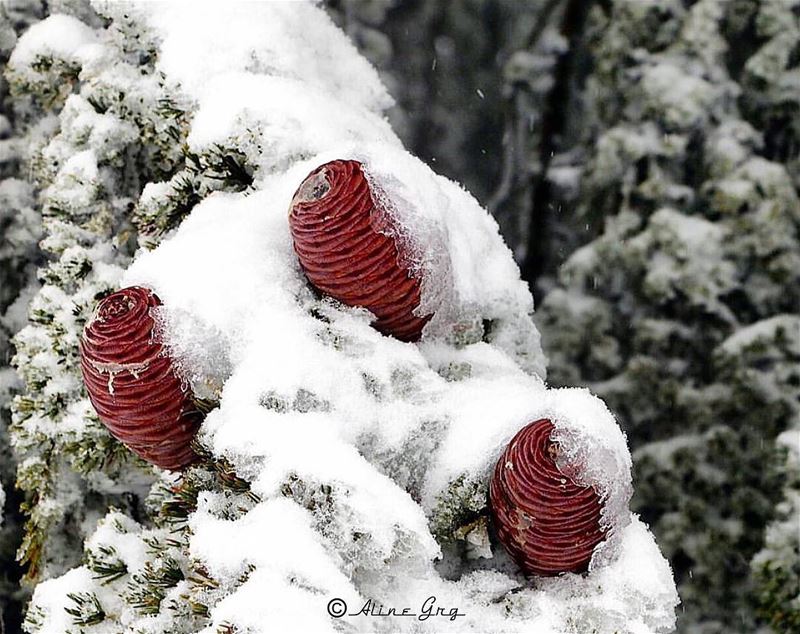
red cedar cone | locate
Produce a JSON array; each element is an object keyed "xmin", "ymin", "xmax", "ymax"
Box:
[
  {"xmin": 489, "ymin": 418, "xmax": 605, "ymax": 576},
  {"xmin": 80, "ymin": 286, "xmax": 201, "ymax": 470},
  {"xmin": 288, "ymin": 159, "xmax": 431, "ymax": 342}
]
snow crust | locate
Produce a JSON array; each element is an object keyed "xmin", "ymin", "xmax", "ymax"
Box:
[
  {"xmin": 26, "ymin": 2, "xmax": 678, "ymax": 632},
  {"xmin": 145, "ymin": 0, "xmax": 392, "ymax": 114},
  {"xmin": 185, "ymin": 73, "xmax": 400, "ymax": 171},
  {"xmin": 8, "ymin": 13, "xmax": 98, "ymax": 67}
]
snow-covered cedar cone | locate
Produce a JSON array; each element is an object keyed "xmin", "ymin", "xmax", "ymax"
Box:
[
  {"xmin": 80, "ymin": 286, "xmax": 201, "ymax": 470},
  {"xmin": 489, "ymin": 418, "xmax": 605, "ymax": 576},
  {"xmin": 289, "ymin": 159, "xmax": 431, "ymax": 341}
]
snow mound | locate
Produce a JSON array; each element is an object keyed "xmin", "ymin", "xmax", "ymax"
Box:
[
  {"xmin": 8, "ymin": 13, "xmax": 98, "ymax": 67},
  {"xmin": 185, "ymin": 73, "xmax": 401, "ymax": 174},
  {"xmin": 145, "ymin": 0, "xmax": 392, "ymax": 113}
]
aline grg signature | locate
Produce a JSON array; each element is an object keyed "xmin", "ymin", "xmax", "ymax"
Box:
[{"xmin": 327, "ymin": 596, "xmax": 466, "ymax": 622}]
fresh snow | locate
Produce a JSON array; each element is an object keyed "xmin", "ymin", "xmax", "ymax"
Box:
[{"xmin": 7, "ymin": 13, "xmax": 98, "ymax": 67}]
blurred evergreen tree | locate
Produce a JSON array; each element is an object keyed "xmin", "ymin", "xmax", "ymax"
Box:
[
  {"xmin": 530, "ymin": 1, "xmax": 800, "ymax": 632},
  {"xmin": 0, "ymin": 1, "xmax": 45, "ymax": 631}
]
